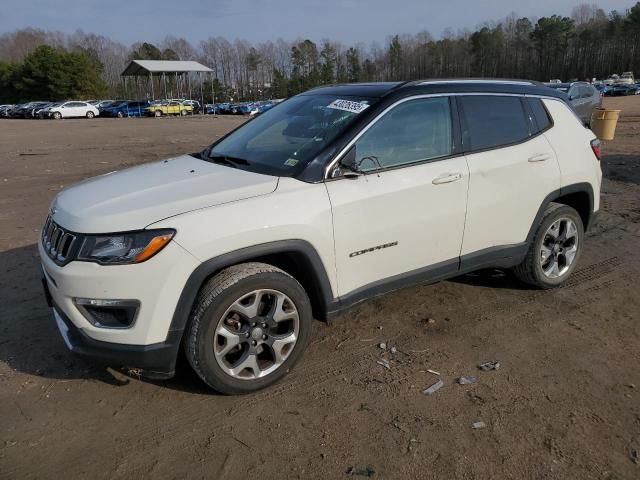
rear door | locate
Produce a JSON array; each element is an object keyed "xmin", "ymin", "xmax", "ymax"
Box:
[
  {"xmin": 326, "ymin": 96, "xmax": 469, "ymax": 297},
  {"xmin": 459, "ymin": 95, "xmax": 561, "ymax": 265}
]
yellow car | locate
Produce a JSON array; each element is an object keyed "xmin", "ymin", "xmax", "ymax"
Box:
[{"xmin": 145, "ymin": 101, "xmax": 193, "ymax": 117}]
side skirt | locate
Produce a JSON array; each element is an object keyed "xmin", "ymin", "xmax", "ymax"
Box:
[{"xmin": 326, "ymin": 242, "xmax": 528, "ymax": 320}]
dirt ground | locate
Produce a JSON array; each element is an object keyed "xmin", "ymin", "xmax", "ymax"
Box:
[{"xmin": 1, "ymin": 99, "xmax": 639, "ymax": 480}]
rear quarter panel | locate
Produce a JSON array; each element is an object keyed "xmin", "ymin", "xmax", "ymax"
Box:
[{"xmin": 541, "ymin": 98, "xmax": 602, "ymax": 212}]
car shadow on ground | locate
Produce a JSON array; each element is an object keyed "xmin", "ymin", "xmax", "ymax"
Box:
[
  {"xmin": 450, "ymin": 268, "xmax": 530, "ymax": 290},
  {"xmin": 602, "ymin": 153, "xmax": 640, "ymax": 185},
  {"xmin": 0, "ymin": 243, "xmax": 216, "ymax": 394}
]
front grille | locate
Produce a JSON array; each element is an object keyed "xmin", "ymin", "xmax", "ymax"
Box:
[{"xmin": 41, "ymin": 216, "xmax": 78, "ymax": 266}]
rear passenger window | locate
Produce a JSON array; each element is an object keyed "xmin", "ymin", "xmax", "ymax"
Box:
[
  {"xmin": 459, "ymin": 96, "xmax": 530, "ymax": 151},
  {"xmin": 528, "ymin": 98, "xmax": 552, "ymax": 132}
]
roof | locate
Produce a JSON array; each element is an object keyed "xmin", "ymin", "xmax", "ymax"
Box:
[
  {"xmin": 121, "ymin": 60, "xmax": 213, "ymax": 76},
  {"xmin": 303, "ymin": 79, "xmax": 567, "ymax": 102},
  {"xmin": 302, "ymin": 82, "xmax": 405, "ymax": 97}
]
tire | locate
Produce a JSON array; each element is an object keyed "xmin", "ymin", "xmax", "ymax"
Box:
[
  {"xmin": 52, "ymin": 112, "xmax": 61, "ymax": 120},
  {"xmin": 184, "ymin": 262, "xmax": 312, "ymax": 394},
  {"xmin": 117, "ymin": 111, "xmax": 124, "ymax": 118},
  {"xmin": 180, "ymin": 109, "xmax": 187, "ymax": 116},
  {"xmin": 513, "ymin": 203, "xmax": 584, "ymax": 289},
  {"xmin": 154, "ymin": 110, "xmax": 162, "ymax": 117},
  {"xmin": 86, "ymin": 111, "xmax": 95, "ymax": 119}
]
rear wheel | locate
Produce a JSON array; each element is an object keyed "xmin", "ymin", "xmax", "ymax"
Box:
[
  {"xmin": 116, "ymin": 111, "xmax": 124, "ymax": 118},
  {"xmin": 52, "ymin": 112, "xmax": 61, "ymax": 120},
  {"xmin": 184, "ymin": 262, "xmax": 312, "ymax": 394},
  {"xmin": 513, "ymin": 203, "xmax": 584, "ymax": 288},
  {"xmin": 180, "ymin": 109, "xmax": 187, "ymax": 116}
]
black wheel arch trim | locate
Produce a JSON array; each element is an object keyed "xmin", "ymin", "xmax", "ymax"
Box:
[
  {"xmin": 526, "ymin": 182, "xmax": 595, "ymax": 243},
  {"xmin": 167, "ymin": 240, "xmax": 336, "ymax": 335}
]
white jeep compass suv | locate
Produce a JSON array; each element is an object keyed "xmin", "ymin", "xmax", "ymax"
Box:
[{"xmin": 40, "ymin": 80, "xmax": 602, "ymax": 394}]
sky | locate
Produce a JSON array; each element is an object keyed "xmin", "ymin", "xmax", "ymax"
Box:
[{"xmin": 0, "ymin": 0, "xmax": 636, "ymax": 45}]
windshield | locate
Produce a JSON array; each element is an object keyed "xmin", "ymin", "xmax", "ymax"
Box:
[{"xmin": 207, "ymin": 94, "xmax": 376, "ymax": 176}]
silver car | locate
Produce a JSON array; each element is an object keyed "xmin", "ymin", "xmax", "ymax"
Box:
[{"xmin": 546, "ymin": 82, "xmax": 602, "ymax": 126}]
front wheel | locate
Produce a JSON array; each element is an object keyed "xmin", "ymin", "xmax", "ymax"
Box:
[
  {"xmin": 52, "ymin": 112, "xmax": 61, "ymax": 120},
  {"xmin": 86, "ymin": 111, "xmax": 95, "ymax": 119},
  {"xmin": 513, "ymin": 203, "xmax": 584, "ymax": 288},
  {"xmin": 154, "ymin": 110, "xmax": 162, "ymax": 117},
  {"xmin": 180, "ymin": 109, "xmax": 187, "ymax": 116},
  {"xmin": 184, "ymin": 263, "xmax": 312, "ymax": 394}
]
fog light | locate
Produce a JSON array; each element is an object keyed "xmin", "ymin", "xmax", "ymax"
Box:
[{"xmin": 74, "ymin": 298, "xmax": 140, "ymax": 329}]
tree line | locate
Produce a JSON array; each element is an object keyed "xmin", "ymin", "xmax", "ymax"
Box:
[{"xmin": 1, "ymin": 2, "xmax": 639, "ymax": 103}]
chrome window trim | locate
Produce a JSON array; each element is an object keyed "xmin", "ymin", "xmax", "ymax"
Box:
[{"xmin": 323, "ymin": 93, "xmax": 566, "ymax": 180}]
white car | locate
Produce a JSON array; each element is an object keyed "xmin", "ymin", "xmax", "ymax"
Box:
[
  {"xmin": 49, "ymin": 101, "xmax": 99, "ymax": 119},
  {"xmin": 40, "ymin": 80, "xmax": 602, "ymax": 394}
]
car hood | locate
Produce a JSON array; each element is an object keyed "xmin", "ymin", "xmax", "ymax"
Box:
[{"xmin": 51, "ymin": 154, "xmax": 279, "ymax": 233}]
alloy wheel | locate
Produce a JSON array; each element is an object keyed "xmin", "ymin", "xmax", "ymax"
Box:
[
  {"xmin": 540, "ymin": 217, "xmax": 579, "ymax": 278},
  {"xmin": 213, "ymin": 289, "xmax": 299, "ymax": 380}
]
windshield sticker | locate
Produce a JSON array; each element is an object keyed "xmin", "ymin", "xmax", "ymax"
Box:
[
  {"xmin": 327, "ymin": 99, "xmax": 370, "ymax": 114},
  {"xmin": 284, "ymin": 158, "xmax": 299, "ymax": 167}
]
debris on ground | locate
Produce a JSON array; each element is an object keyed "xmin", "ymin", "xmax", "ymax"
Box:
[
  {"xmin": 423, "ymin": 379, "xmax": 444, "ymax": 395},
  {"xmin": 406, "ymin": 438, "xmax": 419, "ymax": 453},
  {"xmin": 472, "ymin": 421, "xmax": 487, "ymax": 429},
  {"xmin": 478, "ymin": 361, "xmax": 501, "ymax": 371},
  {"xmin": 346, "ymin": 465, "xmax": 376, "ymax": 477},
  {"xmin": 426, "ymin": 369, "xmax": 441, "ymax": 376},
  {"xmin": 625, "ymin": 383, "xmax": 636, "ymax": 389},
  {"xmin": 377, "ymin": 359, "xmax": 391, "ymax": 370},
  {"xmin": 457, "ymin": 376, "xmax": 478, "ymax": 385},
  {"xmin": 390, "ymin": 346, "xmax": 397, "ymax": 354},
  {"xmin": 628, "ymin": 445, "xmax": 639, "ymax": 465},
  {"xmin": 378, "ymin": 342, "xmax": 386, "ymax": 349}
]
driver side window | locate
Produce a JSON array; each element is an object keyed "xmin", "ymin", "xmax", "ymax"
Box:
[{"xmin": 354, "ymin": 97, "xmax": 452, "ymax": 172}]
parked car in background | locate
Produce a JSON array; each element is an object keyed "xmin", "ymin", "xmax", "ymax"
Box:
[
  {"xmin": 610, "ymin": 84, "xmax": 636, "ymax": 96},
  {"xmin": 100, "ymin": 100, "xmax": 150, "ymax": 118},
  {"xmin": 604, "ymin": 75, "xmax": 619, "ymax": 85},
  {"xmin": 617, "ymin": 72, "xmax": 635, "ymax": 84},
  {"xmin": 0, "ymin": 104, "xmax": 15, "ymax": 117},
  {"xmin": 181, "ymin": 100, "xmax": 201, "ymax": 113},
  {"xmin": 90, "ymin": 100, "xmax": 115, "ymax": 109},
  {"xmin": 546, "ymin": 82, "xmax": 601, "ymax": 125},
  {"xmin": 593, "ymin": 82, "xmax": 611, "ymax": 96},
  {"xmin": 32, "ymin": 102, "xmax": 55, "ymax": 118},
  {"xmin": 12, "ymin": 102, "xmax": 46, "ymax": 118},
  {"xmin": 145, "ymin": 100, "xmax": 193, "ymax": 117},
  {"xmin": 49, "ymin": 101, "xmax": 100, "ymax": 119},
  {"xmin": 38, "ymin": 102, "xmax": 62, "ymax": 119}
]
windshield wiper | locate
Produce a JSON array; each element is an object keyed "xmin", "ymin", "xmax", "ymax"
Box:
[{"xmin": 208, "ymin": 154, "xmax": 251, "ymax": 168}]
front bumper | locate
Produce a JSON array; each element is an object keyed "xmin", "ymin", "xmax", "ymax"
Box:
[
  {"xmin": 49, "ymin": 294, "xmax": 181, "ymax": 379},
  {"xmin": 39, "ymin": 239, "xmax": 199, "ymax": 345}
]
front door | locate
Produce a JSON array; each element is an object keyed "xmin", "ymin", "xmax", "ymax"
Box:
[{"xmin": 325, "ymin": 96, "xmax": 469, "ymax": 298}]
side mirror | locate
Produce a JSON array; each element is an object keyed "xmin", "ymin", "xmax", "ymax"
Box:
[{"xmin": 332, "ymin": 146, "xmax": 362, "ymax": 179}]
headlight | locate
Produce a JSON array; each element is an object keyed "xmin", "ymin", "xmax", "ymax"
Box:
[{"xmin": 77, "ymin": 229, "xmax": 175, "ymax": 265}]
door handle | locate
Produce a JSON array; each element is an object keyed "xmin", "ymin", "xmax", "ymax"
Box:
[
  {"xmin": 432, "ymin": 172, "xmax": 463, "ymax": 185},
  {"xmin": 528, "ymin": 153, "xmax": 551, "ymax": 163}
]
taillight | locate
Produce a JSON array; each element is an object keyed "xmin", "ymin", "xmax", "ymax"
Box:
[{"xmin": 591, "ymin": 139, "xmax": 601, "ymax": 160}]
